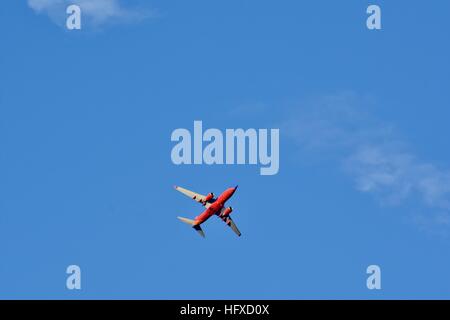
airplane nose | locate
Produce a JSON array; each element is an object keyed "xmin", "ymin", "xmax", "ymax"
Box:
[{"xmin": 235, "ymin": 185, "xmax": 238, "ymax": 190}]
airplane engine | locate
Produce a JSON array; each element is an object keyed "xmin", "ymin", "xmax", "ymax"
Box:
[
  {"xmin": 221, "ymin": 206, "xmax": 233, "ymax": 217},
  {"xmin": 204, "ymin": 193, "xmax": 214, "ymax": 202}
]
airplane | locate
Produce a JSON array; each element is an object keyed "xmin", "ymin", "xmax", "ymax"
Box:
[{"xmin": 174, "ymin": 185, "xmax": 242, "ymax": 238}]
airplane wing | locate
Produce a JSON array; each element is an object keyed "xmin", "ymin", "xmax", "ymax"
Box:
[
  {"xmin": 218, "ymin": 214, "xmax": 242, "ymax": 237},
  {"xmin": 174, "ymin": 186, "xmax": 211, "ymax": 207}
]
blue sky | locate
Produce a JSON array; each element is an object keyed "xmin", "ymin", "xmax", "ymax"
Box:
[{"xmin": 1, "ymin": 0, "xmax": 450, "ymax": 299}]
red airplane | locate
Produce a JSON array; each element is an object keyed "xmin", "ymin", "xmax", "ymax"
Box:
[{"xmin": 175, "ymin": 185, "xmax": 241, "ymax": 238}]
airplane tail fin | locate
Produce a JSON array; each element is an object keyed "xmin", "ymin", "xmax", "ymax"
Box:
[{"xmin": 177, "ymin": 217, "xmax": 205, "ymax": 238}]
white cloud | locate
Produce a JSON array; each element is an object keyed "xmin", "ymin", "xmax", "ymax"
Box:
[
  {"xmin": 28, "ymin": 0, "xmax": 152, "ymax": 27},
  {"xmin": 282, "ymin": 92, "xmax": 450, "ymax": 231},
  {"xmin": 346, "ymin": 145, "xmax": 450, "ymax": 209}
]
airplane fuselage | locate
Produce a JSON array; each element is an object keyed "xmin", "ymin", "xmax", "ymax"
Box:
[{"xmin": 194, "ymin": 187, "xmax": 236, "ymax": 225}]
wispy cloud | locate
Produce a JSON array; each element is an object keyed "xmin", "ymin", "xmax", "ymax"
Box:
[
  {"xmin": 282, "ymin": 92, "xmax": 450, "ymax": 232},
  {"xmin": 28, "ymin": 0, "xmax": 154, "ymax": 27},
  {"xmin": 228, "ymin": 102, "xmax": 269, "ymax": 118}
]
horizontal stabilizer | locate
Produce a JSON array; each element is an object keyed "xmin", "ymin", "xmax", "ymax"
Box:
[
  {"xmin": 193, "ymin": 224, "xmax": 205, "ymax": 238},
  {"xmin": 177, "ymin": 216, "xmax": 195, "ymax": 225},
  {"xmin": 177, "ymin": 216, "xmax": 205, "ymax": 238}
]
